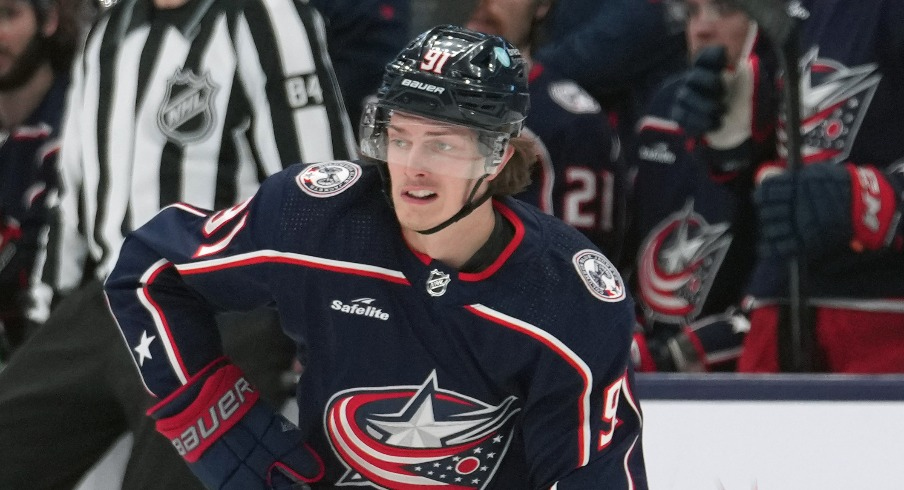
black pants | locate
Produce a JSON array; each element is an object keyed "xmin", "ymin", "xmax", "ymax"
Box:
[{"xmin": 0, "ymin": 280, "xmax": 294, "ymax": 489}]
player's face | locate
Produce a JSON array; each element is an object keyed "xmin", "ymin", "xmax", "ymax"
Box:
[
  {"xmin": 685, "ymin": 0, "xmax": 752, "ymax": 67},
  {"xmin": 0, "ymin": 0, "xmax": 49, "ymax": 90},
  {"xmin": 385, "ymin": 112, "xmax": 489, "ymax": 232},
  {"xmin": 465, "ymin": 0, "xmax": 548, "ymax": 48}
]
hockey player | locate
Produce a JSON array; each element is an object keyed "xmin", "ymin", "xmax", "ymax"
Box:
[
  {"xmin": 104, "ymin": 25, "xmax": 647, "ymax": 489},
  {"xmin": 626, "ymin": 0, "xmax": 780, "ymax": 371},
  {"xmin": 0, "ymin": 0, "xmax": 82, "ymax": 361},
  {"xmin": 466, "ymin": 0, "xmax": 629, "ymax": 259},
  {"xmin": 742, "ymin": 0, "xmax": 904, "ymax": 372}
]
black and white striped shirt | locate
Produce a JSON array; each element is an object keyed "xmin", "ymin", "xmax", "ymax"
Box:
[{"xmin": 40, "ymin": 0, "xmax": 355, "ymax": 299}]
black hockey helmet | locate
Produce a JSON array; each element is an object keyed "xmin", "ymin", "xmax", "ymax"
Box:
[
  {"xmin": 360, "ymin": 24, "xmax": 530, "ymax": 174},
  {"xmin": 361, "ymin": 25, "xmax": 530, "ymax": 235},
  {"xmin": 379, "ymin": 24, "xmax": 529, "ymax": 135}
]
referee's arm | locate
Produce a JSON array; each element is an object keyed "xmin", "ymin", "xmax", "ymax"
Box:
[{"xmin": 239, "ymin": 0, "xmax": 356, "ymax": 176}]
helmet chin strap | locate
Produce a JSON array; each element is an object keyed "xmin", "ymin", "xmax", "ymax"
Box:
[{"xmin": 415, "ymin": 174, "xmax": 492, "ymax": 235}]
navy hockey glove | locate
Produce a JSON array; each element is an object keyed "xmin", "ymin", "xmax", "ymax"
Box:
[
  {"xmin": 756, "ymin": 163, "xmax": 902, "ymax": 258},
  {"xmin": 634, "ymin": 327, "xmax": 705, "ymax": 372},
  {"xmin": 671, "ymin": 45, "xmax": 727, "ymax": 137},
  {"xmin": 149, "ymin": 359, "xmax": 323, "ymax": 489},
  {"xmin": 633, "ymin": 311, "xmax": 749, "ymax": 372}
]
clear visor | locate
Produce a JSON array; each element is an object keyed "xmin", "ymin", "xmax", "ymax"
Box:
[{"xmin": 359, "ymin": 103, "xmax": 509, "ymax": 179}]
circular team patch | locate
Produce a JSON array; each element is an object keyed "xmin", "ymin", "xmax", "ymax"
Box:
[
  {"xmin": 548, "ymin": 80, "xmax": 601, "ymax": 114},
  {"xmin": 295, "ymin": 161, "xmax": 361, "ymax": 197},
  {"xmin": 573, "ymin": 249, "xmax": 625, "ymax": 302}
]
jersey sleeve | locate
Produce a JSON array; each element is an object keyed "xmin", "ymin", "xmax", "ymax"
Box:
[
  {"xmin": 236, "ymin": 0, "xmax": 356, "ymax": 177},
  {"xmin": 622, "ymin": 81, "xmax": 690, "ymax": 277},
  {"xmin": 104, "ymin": 168, "xmax": 292, "ymax": 398},
  {"xmin": 15, "ymin": 131, "xmax": 63, "ymax": 324},
  {"xmin": 534, "ymin": 0, "xmax": 684, "ymax": 97},
  {"xmin": 518, "ymin": 285, "xmax": 646, "ymax": 488}
]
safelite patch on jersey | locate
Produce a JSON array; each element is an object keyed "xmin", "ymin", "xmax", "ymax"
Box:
[
  {"xmin": 295, "ymin": 161, "xmax": 361, "ymax": 197},
  {"xmin": 573, "ymin": 249, "xmax": 625, "ymax": 302}
]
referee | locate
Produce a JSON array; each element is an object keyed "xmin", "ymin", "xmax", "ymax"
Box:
[{"xmin": 0, "ymin": 0, "xmax": 356, "ymax": 487}]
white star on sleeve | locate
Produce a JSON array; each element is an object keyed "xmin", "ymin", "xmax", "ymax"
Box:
[{"xmin": 134, "ymin": 330, "xmax": 156, "ymax": 366}]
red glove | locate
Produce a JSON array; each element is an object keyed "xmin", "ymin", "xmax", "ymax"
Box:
[{"xmin": 846, "ymin": 164, "xmax": 901, "ymax": 251}]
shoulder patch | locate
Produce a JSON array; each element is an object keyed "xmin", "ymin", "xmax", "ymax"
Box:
[
  {"xmin": 295, "ymin": 161, "xmax": 361, "ymax": 197},
  {"xmin": 573, "ymin": 249, "xmax": 625, "ymax": 302},
  {"xmin": 548, "ymin": 80, "xmax": 601, "ymax": 114}
]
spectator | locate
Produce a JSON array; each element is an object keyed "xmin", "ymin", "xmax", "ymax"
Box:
[
  {"xmin": 0, "ymin": 0, "xmax": 355, "ymax": 487},
  {"xmin": 104, "ymin": 25, "xmax": 646, "ymax": 489},
  {"xmin": 626, "ymin": 0, "xmax": 779, "ymax": 371},
  {"xmin": 0, "ymin": 0, "xmax": 83, "ymax": 361},
  {"xmin": 466, "ymin": 0, "xmax": 629, "ymax": 259},
  {"xmin": 743, "ymin": 0, "xmax": 904, "ymax": 373}
]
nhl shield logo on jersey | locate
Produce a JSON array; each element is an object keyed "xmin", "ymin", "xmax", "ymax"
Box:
[
  {"xmin": 157, "ymin": 68, "xmax": 218, "ymax": 144},
  {"xmin": 324, "ymin": 371, "xmax": 520, "ymax": 488},
  {"xmin": 295, "ymin": 161, "xmax": 361, "ymax": 197},
  {"xmin": 426, "ymin": 269, "xmax": 451, "ymax": 297},
  {"xmin": 573, "ymin": 249, "xmax": 625, "ymax": 302}
]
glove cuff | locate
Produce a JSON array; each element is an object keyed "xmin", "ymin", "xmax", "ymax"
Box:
[
  {"xmin": 754, "ymin": 160, "xmax": 786, "ymax": 185},
  {"xmin": 152, "ymin": 362, "xmax": 260, "ymax": 462},
  {"xmin": 846, "ymin": 164, "xmax": 901, "ymax": 251}
]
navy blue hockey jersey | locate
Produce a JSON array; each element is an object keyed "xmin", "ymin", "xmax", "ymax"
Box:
[
  {"xmin": 105, "ymin": 161, "xmax": 646, "ymax": 488},
  {"xmin": 627, "ymin": 30, "xmax": 779, "ymax": 370},
  {"xmin": 747, "ymin": 0, "xmax": 904, "ymax": 302},
  {"xmin": 517, "ymin": 64, "xmax": 628, "ymax": 262}
]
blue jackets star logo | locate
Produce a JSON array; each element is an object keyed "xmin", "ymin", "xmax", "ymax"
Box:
[{"xmin": 324, "ymin": 371, "xmax": 520, "ymax": 488}]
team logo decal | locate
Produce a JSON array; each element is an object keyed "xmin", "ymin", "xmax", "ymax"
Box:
[
  {"xmin": 548, "ymin": 80, "xmax": 601, "ymax": 114},
  {"xmin": 426, "ymin": 269, "xmax": 451, "ymax": 297},
  {"xmin": 791, "ymin": 47, "xmax": 881, "ymax": 164},
  {"xmin": 573, "ymin": 249, "xmax": 625, "ymax": 302},
  {"xmin": 638, "ymin": 200, "xmax": 731, "ymax": 322},
  {"xmin": 324, "ymin": 371, "xmax": 520, "ymax": 488},
  {"xmin": 157, "ymin": 68, "xmax": 218, "ymax": 143},
  {"xmin": 295, "ymin": 161, "xmax": 361, "ymax": 197},
  {"xmin": 492, "ymin": 46, "xmax": 511, "ymax": 67}
]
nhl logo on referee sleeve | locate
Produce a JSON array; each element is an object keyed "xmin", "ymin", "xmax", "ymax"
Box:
[
  {"xmin": 295, "ymin": 161, "xmax": 361, "ymax": 197},
  {"xmin": 157, "ymin": 68, "xmax": 218, "ymax": 144},
  {"xmin": 573, "ymin": 249, "xmax": 625, "ymax": 302}
]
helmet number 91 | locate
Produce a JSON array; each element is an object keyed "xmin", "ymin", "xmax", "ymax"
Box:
[{"xmin": 420, "ymin": 48, "xmax": 452, "ymax": 74}]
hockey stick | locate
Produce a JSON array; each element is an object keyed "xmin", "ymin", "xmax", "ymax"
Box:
[{"xmin": 726, "ymin": 0, "xmax": 815, "ymax": 371}]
